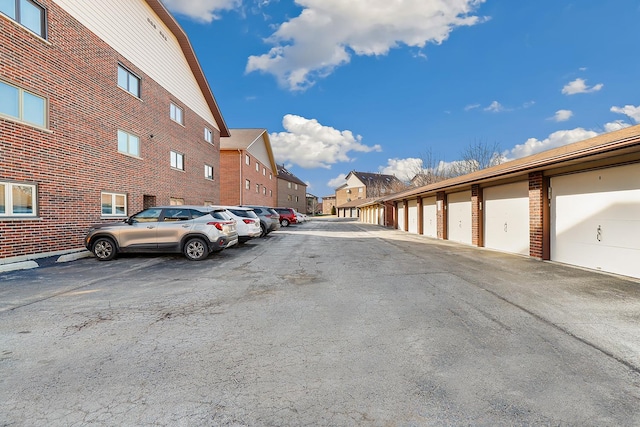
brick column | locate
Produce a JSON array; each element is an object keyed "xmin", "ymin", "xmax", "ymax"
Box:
[
  {"xmin": 417, "ymin": 197, "xmax": 424, "ymax": 235},
  {"xmin": 471, "ymin": 184, "xmax": 483, "ymax": 247},
  {"xmin": 437, "ymin": 191, "xmax": 447, "ymax": 240},
  {"xmin": 403, "ymin": 199, "xmax": 409, "ymax": 232},
  {"xmin": 393, "ymin": 201, "xmax": 399, "ymax": 229},
  {"xmin": 529, "ymin": 172, "xmax": 550, "ymax": 259}
]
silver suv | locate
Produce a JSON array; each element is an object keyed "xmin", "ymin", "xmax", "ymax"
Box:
[{"xmin": 85, "ymin": 206, "xmax": 238, "ymax": 261}]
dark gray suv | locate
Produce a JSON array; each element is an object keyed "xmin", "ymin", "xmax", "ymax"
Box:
[
  {"xmin": 84, "ymin": 206, "xmax": 238, "ymax": 261},
  {"xmin": 242, "ymin": 205, "xmax": 281, "ymax": 236}
]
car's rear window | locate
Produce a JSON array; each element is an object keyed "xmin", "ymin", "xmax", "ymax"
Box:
[
  {"xmin": 209, "ymin": 210, "xmax": 231, "ymax": 220},
  {"xmin": 229, "ymin": 209, "xmax": 258, "ymax": 219}
]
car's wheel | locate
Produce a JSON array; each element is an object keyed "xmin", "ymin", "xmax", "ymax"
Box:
[
  {"xmin": 281, "ymin": 218, "xmax": 290, "ymax": 227},
  {"xmin": 260, "ymin": 223, "xmax": 267, "ymax": 237},
  {"xmin": 183, "ymin": 237, "xmax": 209, "ymax": 261},
  {"xmin": 92, "ymin": 237, "xmax": 116, "ymax": 261}
]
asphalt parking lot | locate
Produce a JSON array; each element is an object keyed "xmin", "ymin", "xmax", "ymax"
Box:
[{"xmin": 1, "ymin": 218, "xmax": 639, "ymax": 426}]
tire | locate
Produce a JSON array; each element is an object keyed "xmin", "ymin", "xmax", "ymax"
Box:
[
  {"xmin": 281, "ymin": 218, "xmax": 290, "ymax": 227},
  {"xmin": 183, "ymin": 237, "xmax": 209, "ymax": 261},
  {"xmin": 260, "ymin": 223, "xmax": 267, "ymax": 237},
  {"xmin": 92, "ymin": 237, "xmax": 116, "ymax": 261}
]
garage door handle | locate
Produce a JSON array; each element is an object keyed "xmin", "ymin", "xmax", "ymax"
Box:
[{"xmin": 597, "ymin": 225, "xmax": 602, "ymax": 242}]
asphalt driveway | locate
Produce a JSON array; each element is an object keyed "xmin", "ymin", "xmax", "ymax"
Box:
[{"xmin": 1, "ymin": 218, "xmax": 639, "ymax": 426}]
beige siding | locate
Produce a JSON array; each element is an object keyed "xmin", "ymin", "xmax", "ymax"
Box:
[
  {"xmin": 54, "ymin": 0, "xmax": 219, "ymax": 129},
  {"xmin": 248, "ymin": 136, "xmax": 272, "ymax": 171}
]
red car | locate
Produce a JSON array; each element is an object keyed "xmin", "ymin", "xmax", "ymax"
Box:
[{"xmin": 273, "ymin": 207, "xmax": 297, "ymax": 227}]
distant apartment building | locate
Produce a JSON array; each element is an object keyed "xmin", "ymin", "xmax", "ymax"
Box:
[
  {"xmin": 276, "ymin": 165, "xmax": 307, "ymax": 213},
  {"xmin": 0, "ymin": 0, "xmax": 229, "ymax": 262},
  {"xmin": 219, "ymin": 129, "xmax": 278, "ymax": 206}
]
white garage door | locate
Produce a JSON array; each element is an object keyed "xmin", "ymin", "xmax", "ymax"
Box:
[
  {"xmin": 397, "ymin": 203, "xmax": 405, "ymax": 231},
  {"xmin": 407, "ymin": 199, "xmax": 419, "ymax": 234},
  {"xmin": 447, "ymin": 190, "xmax": 472, "ymax": 245},
  {"xmin": 551, "ymin": 163, "xmax": 640, "ymax": 279},
  {"xmin": 484, "ymin": 181, "xmax": 530, "ymax": 255},
  {"xmin": 422, "ymin": 196, "xmax": 437, "ymax": 238}
]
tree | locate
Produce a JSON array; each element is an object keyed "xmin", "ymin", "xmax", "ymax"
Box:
[
  {"xmin": 448, "ymin": 139, "xmax": 504, "ymax": 177},
  {"xmin": 409, "ymin": 148, "xmax": 450, "ymax": 186}
]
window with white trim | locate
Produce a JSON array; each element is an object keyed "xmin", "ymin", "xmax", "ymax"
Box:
[
  {"xmin": 170, "ymin": 102, "xmax": 183, "ymax": 124},
  {"xmin": 263, "ymin": 187, "xmax": 266, "ymax": 195},
  {"xmin": 204, "ymin": 164, "xmax": 213, "ymax": 180},
  {"xmin": 170, "ymin": 151, "xmax": 184, "ymax": 170},
  {"xmin": 256, "ymin": 162, "xmax": 259, "ymax": 172},
  {"xmin": 295, "ymin": 184, "xmax": 298, "ymax": 190},
  {"xmin": 245, "ymin": 179, "xmax": 250, "ymax": 190},
  {"xmin": 117, "ymin": 130, "xmax": 140, "ymax": 156},
  {"xmin": 204, "ymin": 127, "xmax": 213, "ymax": 143},
  {"xmin": 255, "ymin": 183, "xmax": 259, "ymax": 193},
  {"xmin": 0, "ymin": 181, "xmax": 37, "ymax": 216},
  {"xmin": 0, "ymin": 80, "xmax": 46, "ymax": 127},
  {"xmin": 117, "ymin": 64, "xmax": 140, "ymax": 97},
  {"xmin": 287, "ymin": 182, "xmax": 291, "ymax": 189},
  {"xmin": 263, "ymin": 167, "xmax": 266, "ymax": 176},
  {"xmin": 245, "ymin": 154, "xmax": 250, "ymax": 165},
  {"xmin": 170, "ymin": 198, "xmax": 184, "ymax": 206},
  {"xmin": 0, "ymin": 0, "xmax": 46, "ymax": 38},
  {"xmin": 101, "ymin": 192, "xmax": 126, "ymax": 216}
]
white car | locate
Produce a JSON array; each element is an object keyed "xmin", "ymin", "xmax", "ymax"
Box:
[
  {"xmin": 212, "ymin": 206, "xmax": 262, "ymax": 243},
  {"xmin": 294, "ymin": 211, "xmax": 308, "ymax": 223}
]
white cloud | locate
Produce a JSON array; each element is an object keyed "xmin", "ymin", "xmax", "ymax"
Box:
[
  {"xmin": 464, "ymin": 104, "xmax": 481, "ymax": 111},
  {"xmin": 603, "ymin": 120, "xmax": 631, "ymax": 133},
  {"xmin": 379, "ymin": 158, "xmax": 423, "ymax": 182},
  {"xmin": 246, "ymin": 0, "xmax": 488, "ymax": 90},
  {"xmin": 484, "ymin": 101, "xmax": 505, "ymax": 112},
  {"xmin": 561, "ymin": 78, "xmax": 604, "ymax": 95},
  {"xmin": 507, "ymin": 128, "xmax": 599, "ymax": 159},
  {"xmin": 161, "ymin": 0, "xmax": 240, "ymax": 23},
  {"xmin": 270, "ymin": 114, "xmax": 382, "ymax": 169},
  {"xmin": 328, "ymin": 173, "xmax": 347, "ymax": 189},
  {"xmin": 611, "ymin": 104, "xmax": 640, "ymax": 123},
  {"xmin": 551, "ymin": 109, "xmax": 573, "ymax": 122}
]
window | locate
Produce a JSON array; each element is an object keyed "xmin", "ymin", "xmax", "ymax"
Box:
[
  {"xmin": 287, "ymin": 182, "xmax": 291, "ymax": 189},
  {"xmin": 101, "ymin": 192, "xmax": 126, "ymax": 216},
  {"xmin": 1, "ymin": 0, "xmax": 46, "ymax": 38},
  {"xmin": 295, "ymin": 184, "xmax": 298, "ymax": 190},
  {"xmin": 263, "ymin": 187, "xmax": 266, "ymax": 195},
  {"xmin": 245, "ymin": 154, "xmax": 250, "ymax": 165},
  {"xmin": 204, "ymin": 164, "xmax": 213, "ymax": 180},
  {"xmin": 269, "ymin": 173, "xmax": 272, "ymax": 180},
  {"xmin": 117, "ymin": 130, "xmax": 140, "ymax": 156},
  {"xmin": 204, "ymin": 127, "xmax": 212, "ymax": 143},
  {"xmin": 169, "ymin": 198, "xmax": 184, "ymax": 206},
  {"xmin": 269, "ymin": 190, "xmax": 272, "ymax": 197},
  {"xmin": 0, "ymin": 181, "xmax": 37, "ymax": 216},
  {"xmin": 256, "ymin": 183, "xmax": 259, "ymax": 193},
  {"xmin": 170, "ymin": 151, "xmax": 184, "ymax": 170},
  {"xmin": 245, "ymin": 179, "xmax": 250, "ymax": 190},
  {"xmin": 117, "ymin": 64, "xmax": 140, "ymax": 97},
  {"xmin": 287, "ymin": 195, "xmax": 291, "ymax": 201},
  {"xmin": 170, "ymin": 102, "xmax": 183, "ymax": 124},
  {"xmin": 263, "ymin": 167, "xmax": 266, "ymax": 176},
  {"xmin": 0, "ymin": 80, "xmax": 46, "ymax": 127},
  {"xmin": 359, "ymin": 187, "xmax": 363, "ymax": 193},
  {"xmin": 295, "ymin": 196, "xmax": 299, "ymax": 202}
]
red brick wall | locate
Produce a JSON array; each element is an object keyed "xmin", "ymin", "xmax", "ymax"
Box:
[
  {"xmin": 471, "ymin": 184, "xmax": 483, "ymax": 247},
  {"xmin": 0, "ymin": 1, "xmax": 221, "ymax": 259},
  {"xmin": 436, "ymin": 192, "xmax": 447, "ymax": 239},
  {"xmin": 529, "ymin": 172, "xmax": 550, "ymax": 259},
  {"xmin": 219, "ymin": 151, "xmax": 241, "ymax": 205}
]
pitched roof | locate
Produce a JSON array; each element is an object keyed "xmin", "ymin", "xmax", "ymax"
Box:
[
  {"xmin": 221, "ymin": 128, "xmax": 278, "ymax": 172},
  {"xmin": 381, "ymin": 123, "xmax": 640, "ymax": 202},
  {"xmin": 145, "ymin": 1, "xmax": 229, "ymax": 137},
  {"xmin": 220, "ymin": 129, "xmax": 266, "ymax": 150},
  {"xmin": 277, "ymin": 164, "xmax": 307, "ymax": 186},
  {"xmin": 348, "ymin": 171, "xmax": 403, "ymax": 187}
]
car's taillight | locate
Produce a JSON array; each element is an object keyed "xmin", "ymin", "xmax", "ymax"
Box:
[
  {"xmin": 208, "ymin": 222, "xmax": 224, "ymax": 230},
  {"xmin": 242, "ymin": 219, "xmax": 255, "ymax": 224}
]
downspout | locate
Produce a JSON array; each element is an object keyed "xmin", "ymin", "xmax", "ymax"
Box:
[{"xmin": 238, "ymin": 149, "xmax": 243, "ymax": 205}]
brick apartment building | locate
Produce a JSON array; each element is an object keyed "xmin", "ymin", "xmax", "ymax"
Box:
[
  {"xmin": 275, "ymin": 165, "xmax": 307, "ymax": 213},
  {"xmin": 0, "ymin": 0, "xmax": 229, "ymax": 262},
  {"xmin": 219, "ymin": 129, "xmax": 278, "ymax": 206}
]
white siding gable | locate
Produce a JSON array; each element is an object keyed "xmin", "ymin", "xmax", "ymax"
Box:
[
  {"xmin": 54, "ymin": 0, "xmax": 219, "ymax": 129},
  {"xmin": 247, "ymin": 135, "xmax": 272, "ymax": 170}
]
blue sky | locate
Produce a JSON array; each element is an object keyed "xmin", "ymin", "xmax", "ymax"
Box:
[{"xmin": 161, "ymin": 0, "xmax": 640, "ymax": 198}]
